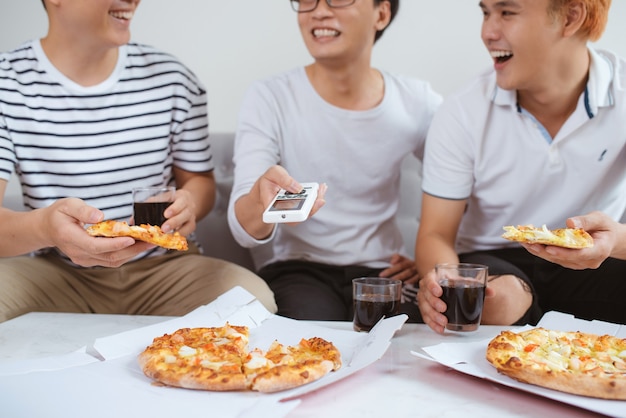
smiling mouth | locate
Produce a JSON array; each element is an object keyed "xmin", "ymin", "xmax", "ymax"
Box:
[
  {"xmin": 313, "ymin": 28, "xmax": 339, "ymax": 38},
  {"xmin": 109, "ymin": 10, "xmax": 134, "ymax": 20},
  {"xmin": 491, "ymin": 50, "xmax": 513, "ymax": 63}
]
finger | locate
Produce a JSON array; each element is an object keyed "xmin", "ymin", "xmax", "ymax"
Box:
[
  {"xmin": 378, "ymin": 265, "xmax": 399, "ymax": 278},
  {"xmin": 417, "ymin": 286, "xmax": 448, "ymax": 332},
  {"xmin": 87, "ymin": 236, "xmax": 138, "ymax": 255},
  {"xmin": 422, "ymin": 282, "xmax": 447, "ymax": 319},
  {"xmin": 405, "ymin": 275, "xmax": 420, "ymax": 285},
  {"xmin": 308, "ymin": 198, "xmax": 326, "ymax": 217},
  {"xmin": 425, "ymin": 317, "xmax": 446, "ymax": 334},
  {"xmin": 69, "ymin": 240, "xmax": 149, "ymax": 267},
  {"xmin": 394, "ymin": 269, "xmax": 418, "ymax": 282},
  {"xmin": 94, "ymin": 241, "xmax": 156, "ymax": 267},
  {"xmin": 418, "ymin": 297, "xmax": 446, "ymax": 334},
  {"xmin": 426, "ymin": 306, "xmax": 448, "ymax": 332},
  {"xmin": 163, "ymin": 189, "xmax": 193, "ymax": 220},
  {"xmin": 161, "ymin": 209, "xmax": 193, "ymax": 233},
  {"xmin": 484, "ymin": 286, "xmax": 496, "ymax": 298},
  {"xmin": 58, "ymin": 198, "xmax": 104, "ymax": 225},
  {"xmin": 317, "ymin": 182, "xmax": 328, "ymax": 200},
  {"xmin": 426, "ymin": 289, "xmax": 447, "ymax": 314},
  {"xmin": 267, "ymin": 166, "xmax": 301, "ymax": 193}
]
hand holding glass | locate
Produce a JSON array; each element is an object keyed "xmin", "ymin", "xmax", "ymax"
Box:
[
  {"xmin": 132, "ymin": 187, "xmax": 175, "ymax": 226},
  {"xmin": 436, "ymin": 263, "xmax": 488, "ymax": 332}
]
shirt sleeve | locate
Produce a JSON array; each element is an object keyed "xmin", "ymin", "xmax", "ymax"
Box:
[
  {"xmin": 412, "ymin": 82, "xmax": 444, "ymax": 161},
  {"xmin": 227, "ymin": 80, "xmax": 283, "ymax": 248},
  {"xmin": 421, "ymin": 96, "xmax": 475, "ymax": 200},
  {"xmin": 170, "ymin": 69, "xmax": 213, "ymax": 174},
  {"xmin": 0, "ymin": 66, "xmax": 16, "ymax": 182}
]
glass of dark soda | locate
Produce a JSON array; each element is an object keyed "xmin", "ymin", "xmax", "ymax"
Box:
[
  {"xmin": 435, "ymin": 263, "xmax": 488, "ymax": 332},
  {"xmin": 132, "ymin": 186, "xmax": 175, "ymax": 226},
  {"xmin": 352, "ymin": 277, "xmax": 402, "ymax": 332}
]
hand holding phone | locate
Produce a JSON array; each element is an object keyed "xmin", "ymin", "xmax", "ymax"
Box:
[{"xmin": 262, "ymin": 182, "xmax": 319, "ymax": 223}]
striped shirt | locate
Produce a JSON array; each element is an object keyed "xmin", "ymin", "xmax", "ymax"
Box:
[{"xmin": 0, "ymin": 40, "xmax": 213, "ymax": 260}]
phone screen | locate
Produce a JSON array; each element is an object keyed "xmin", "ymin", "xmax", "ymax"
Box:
[{"xmin": 269, "ymin": 197, "xmax": 306, "ymax": 211}]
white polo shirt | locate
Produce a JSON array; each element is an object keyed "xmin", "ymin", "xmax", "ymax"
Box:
[{"xmin": 422, "ymin": 47, "xmax": 626, "ymax": 254}]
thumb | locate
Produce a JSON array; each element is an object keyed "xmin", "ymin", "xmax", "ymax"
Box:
[
  {"xmin": 566, "ymin": 212, "xmax": 600, "ymax": 231},
  {"xmin": 60, "ymin": 198, "xmax": 104, "ymax": 225},
  {"xmin": 567, "ymin": 216, "xmax": 584, "ymax": 229},
  {"xmin": 84, "ymin": 207, "xmax": 105, "ymax": 224}
]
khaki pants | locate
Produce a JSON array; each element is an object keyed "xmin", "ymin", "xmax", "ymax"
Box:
[{"xmin": 0, "ymin": 244, "xmax": 276, "ymax": 323}]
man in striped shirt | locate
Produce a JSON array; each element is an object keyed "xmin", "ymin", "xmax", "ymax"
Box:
[{"xmin": 0, "ymin": 0, "xmax": 276, "ymax": 322}]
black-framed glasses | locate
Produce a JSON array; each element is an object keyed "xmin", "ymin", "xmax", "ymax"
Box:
[{"xmin": 290, "ymin": 0, "xmax": 357, "ymax": 13}]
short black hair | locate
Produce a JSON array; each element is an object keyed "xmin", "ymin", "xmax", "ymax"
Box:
[{"xmin": 374, "ymin": 0, "xmax": 399, "ymax": 42}]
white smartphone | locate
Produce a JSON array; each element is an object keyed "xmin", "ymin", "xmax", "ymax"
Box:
[{"xmin": 262, "ymin": 182, "xmax": 319, "ymax": 223}]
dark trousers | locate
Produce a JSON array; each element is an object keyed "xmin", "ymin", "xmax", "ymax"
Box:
[
  {"xmin": 258, "ymin": 260, "xmax": 422, "ymax": 322},
  {"xmin": 460, "ymin": 248, "xmax": 626, "ymax": 325}
]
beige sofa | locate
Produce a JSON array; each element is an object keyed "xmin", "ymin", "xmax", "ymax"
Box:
[{"xmin": 2, "ymin": 133, "xmax": 423, "ymax": 272}]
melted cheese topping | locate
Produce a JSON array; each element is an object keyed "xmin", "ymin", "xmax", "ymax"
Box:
[
  {"xmin": 178, "ymin": 345, "xmax": 197, "ymax": 357},
  {"xmin": 509, "ymin": 328, "xmax": 626, "ymax": 374},
  {"xmin": 245, "ymin": 349, "xmax": 274, "ymax": 370}
]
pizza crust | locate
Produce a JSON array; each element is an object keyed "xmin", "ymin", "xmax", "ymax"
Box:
[
  {"xmin": 486, "ymin": 328, "xmax": 626, "ymax": 400},
  {"xmin": 137, "ymin": 350, "xmax": 247, "ymax": 391},
  {"xmin": 250, "ymin": 360, "xmax": 334, "ymax": 393}
]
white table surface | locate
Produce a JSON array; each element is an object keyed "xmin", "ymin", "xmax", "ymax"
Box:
[{"xmin": 0, "ymin": 312, "xmax": 606, "ymax": 418}]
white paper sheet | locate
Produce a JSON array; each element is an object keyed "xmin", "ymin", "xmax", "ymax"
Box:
[
  {"xmin": 0, "ymin": 287, "xmax": 407, "ymax": 418},
  {"xmin": 0, "ymin": 346, "xmax": 97, "ymax": 376},
  {"xmin": 414, "ymin": 312, "xmax": 626, "ymax": 418}
]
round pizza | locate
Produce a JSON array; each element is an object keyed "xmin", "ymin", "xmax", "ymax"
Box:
[
  {"xmin": 501, "ymin": 224, "xmax": 594, "ymax": 249},
  {"xmin": 486, "ymin": 328, "xmax": 626, "ymax": 399},
  {"xmin": 86, "ymin": 220, "xmax": 188, "ymax": 251},
  {"xmin": 138, "ymin": 323, "xmax": 342, "ymax": 393}
]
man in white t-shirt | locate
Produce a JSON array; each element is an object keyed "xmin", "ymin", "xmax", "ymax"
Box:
[
  {"xmin": 228, "ymin": 0, "xmax": 442, "ymax": 320},
  {"xmin": 0, "ymin": 0, "xmax": 276, "ymax": 322},
  {"xmin": 416, "ymin": 0, "xmax": 626, "ymax": 333}
]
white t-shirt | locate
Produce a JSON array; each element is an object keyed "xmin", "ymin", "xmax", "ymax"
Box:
[
  {"xmin": 422, "ymin": 48, "xmax": 626, "ymax": 254},
  {"xmin": 228, "ymin": 67, "xmax": 442, "ymax": 268}
]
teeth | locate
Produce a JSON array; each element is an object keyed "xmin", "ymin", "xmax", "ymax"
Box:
[
  {"xmin": 110, "ymin": 11, "xmax": 134, "ymax": 20},
  {"xmin": 490, "ymin": 50, "xmax": 513, "ymax": 58},
  {"xmin": 313, "ymin": 29, "xmax": 339, "ymax": 38}
]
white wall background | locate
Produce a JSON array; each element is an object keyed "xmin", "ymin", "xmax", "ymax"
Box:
[{"xmin": 1, "ymin": 0, "xmax": 625, "ymax": 133}]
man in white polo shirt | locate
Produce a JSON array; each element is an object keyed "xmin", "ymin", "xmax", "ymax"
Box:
[{"xmin": 416, "ymin": 0, "xmax": 626, "ymax": 333}]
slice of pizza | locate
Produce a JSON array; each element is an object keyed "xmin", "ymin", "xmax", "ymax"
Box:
[
  {"xmin": 86, "ymin": 220, "xmax": 188, "ymax": 251},
  {"xmin": 138, "ymin": 324, "xmax": 250, "ymax": 391},
  {"xmin": 501, "ymin": 224, "xmax": 593, "ymax": 249},
  {"xmin": 246, "ymin": 337, "xmax": 342, "ymax": 393}
]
